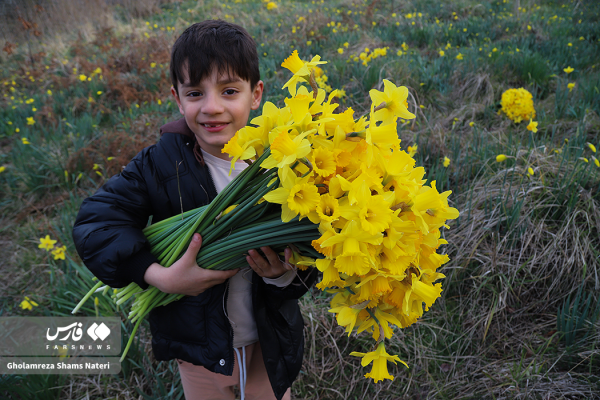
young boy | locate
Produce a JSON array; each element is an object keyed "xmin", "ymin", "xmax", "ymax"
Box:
[{"xmin": 73, "ymin": 20, "xmax": 316, "ymax": 400}]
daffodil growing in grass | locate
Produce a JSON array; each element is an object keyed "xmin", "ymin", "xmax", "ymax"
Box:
[{"xmin": 74, "ymin": 52, "xmax": 459, "ymax": 381}]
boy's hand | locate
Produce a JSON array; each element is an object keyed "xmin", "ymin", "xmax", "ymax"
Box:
[
  {"xmin": 144, "ymin": 233, "xmax": 238, "ymax": 296},
  {"xmin": 247, "ymin": 246, "xmax": 293, "ymax": 279}
]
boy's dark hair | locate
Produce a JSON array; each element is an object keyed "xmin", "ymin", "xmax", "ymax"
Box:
[{"xmin": 170, "ymin": 20, "xmax": 260, "ymax": 93}]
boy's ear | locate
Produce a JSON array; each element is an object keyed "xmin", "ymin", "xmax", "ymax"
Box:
[
  {"xmin": 171, "ymin": 86, "xmax": 184, "ymax": 115},
  {"xmin": 251, "ymin": 80, "xmax": 264, "ymax": 110}
]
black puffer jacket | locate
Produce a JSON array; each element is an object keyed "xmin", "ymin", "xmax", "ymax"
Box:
[{"xmin": 72, "ymin": 119, "xmax": 317, "ymax": 400}]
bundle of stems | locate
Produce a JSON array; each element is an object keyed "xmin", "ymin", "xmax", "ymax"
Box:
[{"xmin": 72, "ymin": 148, "xmax": 321, "ymax": 361}]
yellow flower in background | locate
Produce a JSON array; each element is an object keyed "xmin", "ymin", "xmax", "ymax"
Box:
[
  {"xmin": 496, "ymin": 154, "xmax": 507, "ymax": 162},
  {"xmin": 564, "ymin": 66, "xmax": 574, "ymax": 74},
  {"xmin": 439, "ymin": 50, "xmax": 445, "ymax": 57},
  {"xmin": 52, "ymin": 245, "xmax": 67, "ymax": 260},
  {"xmin": 593, "ymin": 156, "xmax": 600, "ymax": 167},
  {"xmin": 266, "ymin": 1, "xmax": 277, "ymax": 10},
  {"xmin": 0, "ymin": 166, "xmax": 6, "ymax": 173},
  {"xmin": 38, "ymin": 235, "xmax": 57, "ymax": 251},
  {"xmin": 527, "ymin": 167, "xmax": 534, "ymax": 176},
  {"xmin": 338, "ymin": 48, "xmax": 344, "ymax": 54},
  {"xmin": 456, "ymin": 53, "xmax": 463, "ymax": 60},
  {"xmin": 26, "ymin": 117, "xmax": 35, "ymax": 125},
  {"xmin": 21, "ymin": 137, "xmax": 29, "ymax": 144},
  {"xmin": 350, "ymin": 342, "xmax": 408, "ymax": 383},
  {"xmin": 526, "ymin": 119, "xmax": 538, "ymax": 133},
  {"xmin": 587, "ymin": 143, "xmax": 597, "ymax": 153},
  {"xmin": 567, "ymin": 82, "xmax": 575, "ymax": 92},
  {"xmin": 79, "ymin": 74, "xmax": 87, "ymax": 82},
  {"xmin": 443, "ymin": 156, "xmax": 450, "ymax": 167},
  {"xmin": 20, "ymin": 296, "xmax": 38, "ymax": 311},
  {"xmin": 469, "ymin": 121, "xmax": 475, "ymax": 127},
  {"xmin": 407, "ymin": 144, "xmax": 418, "ymax": 157},
  {"xmin": 500, "ymin": 88, "xmax": 535, "ymax": 123}
]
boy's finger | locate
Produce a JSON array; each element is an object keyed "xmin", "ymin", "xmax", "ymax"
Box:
[
  {"xmin": 246, "ymin": 255, "xmax": 262, "ymax": 273},
  {"xmin": 284, "ymin": 247, "xmax": 292, "ymax": 264},
  {"xmin": 185, "ymin": 233, "xmax": 203, "ymax": 256},
  {"xmin": 260, "ymin": 246, "xmax": 281, "ymax": 267}
]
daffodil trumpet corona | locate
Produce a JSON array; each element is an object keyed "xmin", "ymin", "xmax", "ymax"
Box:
[{"xmin": 74, "ymin": 52, "xmax": 459, "ymax": 380}]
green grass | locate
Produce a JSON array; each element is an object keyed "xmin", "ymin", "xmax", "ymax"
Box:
[{"xmin": 1, "ymin": 0, "xmax": 600, "ymax": 398}]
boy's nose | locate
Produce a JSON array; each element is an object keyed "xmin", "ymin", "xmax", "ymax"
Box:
[{"xmin": 202, "ymin": 92, "xmax": 225, "ymax": 115}]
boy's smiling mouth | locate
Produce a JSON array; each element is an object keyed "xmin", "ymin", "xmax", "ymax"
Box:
[{"xmin": 200, "ymin": 122, "xmax": 229, "ymax": 132}]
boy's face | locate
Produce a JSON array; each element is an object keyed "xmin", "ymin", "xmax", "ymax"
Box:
[{"xmin": 172, "ymin": 67, "xmax": 263, "ymax": 160}]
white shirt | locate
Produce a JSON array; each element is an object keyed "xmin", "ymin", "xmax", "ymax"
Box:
[{"xmin": 201, "ymin": 149, "xmax": 295, "ymax": 348}]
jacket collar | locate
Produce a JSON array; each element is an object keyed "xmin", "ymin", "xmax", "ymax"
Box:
[
  {"xmin": 160, "ymin": 118, "xmax": 205, "ymax": 166},
  {"xmin": 159, "ymin": 118, "xmax": 194, "ymax": 137}
]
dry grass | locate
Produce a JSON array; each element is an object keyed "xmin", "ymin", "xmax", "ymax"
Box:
[{"xmin": 0, "ymin": 0, "xmax": 178, "ymax": 62}]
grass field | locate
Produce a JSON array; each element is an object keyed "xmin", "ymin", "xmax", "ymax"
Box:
[{"xmin": 1, "ymin": 0, "xmax": 600, "ymax": 398}]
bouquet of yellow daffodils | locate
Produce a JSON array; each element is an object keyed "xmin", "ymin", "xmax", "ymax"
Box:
[
  {"xmin": 74, "ymin": 50, "xmax": 458, "ymax": 382},
  {"xmin": 223, "ymin": 50, "xmax": 459, "ymax": 382}
]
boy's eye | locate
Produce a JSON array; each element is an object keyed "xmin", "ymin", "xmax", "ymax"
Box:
[
  {"xmin": 188, "ymin": 91, "xmax": 202, "ymax": 97},
  {"xmin": 224, "ymin": 89, "xmax": 237, "ymax": 95}
]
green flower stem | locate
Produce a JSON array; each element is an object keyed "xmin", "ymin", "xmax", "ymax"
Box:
[{"xmin": 71, "ymin": 281, "xmax": 104, "ymax": 314}]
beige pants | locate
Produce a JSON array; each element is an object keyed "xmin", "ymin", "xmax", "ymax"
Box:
[{"xmin": 177, "ymin": 342, "xmax": 291, "ymax": 400}]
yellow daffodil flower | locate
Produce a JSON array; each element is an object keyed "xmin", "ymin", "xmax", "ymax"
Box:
[
  {"xmin": 261, "ymin": 129, "xmax": 312, "ymax": 169},
  {"xmin": 20, "ymin": 296, "xmax": 38, "ymax": 310},
  {"xmin": 407, "ymin": 144, "xmax": 418, "ymax": 157},
  {"xmin": 564, "ymin": 66, "xmax": 574, "ymax": 74},
  {"xmin": 369, "ymin": 80, "xmax": 415, "ymax": 123},
  {"xmin": 443, "ymin": 156, "xmax": 450, "ymax": 167},
  {"xmin": 527, "ymin": 119, "xmax": 538, "ymax": 133},
  {"xmin": 263, "ymin": 166, "xmax": 320, "ymax": 221},
  {"xmin": 587, "ymin": 143, "xmax": 597, "ymax": 153},
  {"xmin": 309, "ymin": 147, "xmax": 337, "ymax": 178},
  {"xmin": 350, "ymin": 342, "xmax": 408, "ymax": 383},
  {"xmin": 222, "ymin": 135, "xmax": 258, "ymax": 174},
  {"xmin": 320, "ymin": 220, "xmax": 383, "ymax": 276},
  {"xmin": 38, "ymin": 235, "xmax": 57, "ymax": 251},
  {"xmin": 412, "ymin": 181, "xmax": 459, "ymax": 234},
  {"xmin": 315, "ymin": 258, "xmax": 344, "ymax": 289},
  {"xmin": 281, "ymin": 50, "xmax": 326, "ymax": 96},
  {"xmin": 496, "ymin": 154, "xmax": 507, "ymax": 162},
  {"xmin": 52, "ymin": 245, "xmax": 67, "ymax": 260}
]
